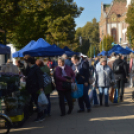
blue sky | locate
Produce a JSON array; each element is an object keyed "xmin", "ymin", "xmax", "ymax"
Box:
[{"xmin": 74, "ymin": 0, "xmax": 112, "ymax": 28}]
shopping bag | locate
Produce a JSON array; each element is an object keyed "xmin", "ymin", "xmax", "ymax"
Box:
[
  {"xmin": 93, "ymin": 88, "xmax": 99, "ymax": 105},
  {"xmin": 89, "ymin": 90, "xmax": 93, "ymax": 102},
  {"xmin": 38, "ymin": 91, "xmax": 48, "ymax": 106},
  {"xmin": 113, "ymin": 89, "xmax": 119, "ymax": 103},
  {"xmin": 109, "ymin": 87, "xmax": 115, "ymax": 102},
  {"xmin": 71, "ymin": 83, "xmax": 83, "ymax": 99}
]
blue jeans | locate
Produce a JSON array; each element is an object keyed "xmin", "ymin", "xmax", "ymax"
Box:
[
  {"xmin": 78, "ymin": 85, "xmax": 91, "ymax": 110},
  {"xmin": 99, "ymin": 87, "xmax": 109, "ymax": 95},
  {"xmin": 99, "ymin": 87, "xmax": 109, "ymax": 104}
]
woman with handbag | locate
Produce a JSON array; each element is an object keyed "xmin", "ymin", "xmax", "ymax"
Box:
[
  {"xmin": 55, "ymin": 57, "xmax": 75, "ymax": 116},
  {"xmin": 95, "ymin": 58, "xmax": 114, "ymax": 107}
]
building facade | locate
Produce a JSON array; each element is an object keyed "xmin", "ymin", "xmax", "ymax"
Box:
[{"xmin": 99, "ymin": 0, "xmax": 132, "ymax": 47}]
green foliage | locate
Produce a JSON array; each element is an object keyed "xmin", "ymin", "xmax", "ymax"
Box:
[
  {"xmin": 75, "ymin": 18, "xmax": 100, "ymax": 55},
  {"xmin": 101, "ymin": 35, "xmax": 113, "ymax": 51},
  {"xmin": 0, "ymin": 0, "xmax": 83, "ymax": 50},
  {"xmin": 126, "ymin": 0, "xmax": 134, "ymax": 49}
]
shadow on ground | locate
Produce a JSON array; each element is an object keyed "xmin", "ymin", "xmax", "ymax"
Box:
[{"xmin": 10, "ymin": 88, "xmax": 134, "ymax": 134}]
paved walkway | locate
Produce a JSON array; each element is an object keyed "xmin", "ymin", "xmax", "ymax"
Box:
[{"xmin": 10, "ymin": 87, "xmax": 134, "ymax": 134}]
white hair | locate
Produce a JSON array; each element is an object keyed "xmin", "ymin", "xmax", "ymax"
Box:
[
  {"xmin": 62, "ymin": 54, "xmax": 68, "ymax": 59},
  {"xmin": 58, "ymin": 57, "xmax": 65, "ymax": 63}
]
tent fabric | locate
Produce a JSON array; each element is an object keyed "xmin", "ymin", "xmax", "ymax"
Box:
[
  {"xmin": 126, "ymin": 47, "xmax": 134, "ymax": 53},
  {"xmin": 28, "ymin": 38, "xmax": 50, "ymax": 50},
  {"xmin": 23, "ymin": 43, "xmax": 65, "ymax": 57},
  {"xmin": 63, "ymin": 46, "xmax": 79, "ymax": 57},
  {"xmin": 12, "ymin": 40, "xmax": 36, "ymax": 57},
  {"xmin": 63, "ymin": 46, "xmax": 72, "ymax": 51},
  {"xmin": 0, "ymin": 43, "xmax": 10, "ymax": 54},
  {"xmin": 107, "ymin": 45, "xmax": 131, "ymax": 56},
  {"xmin": 97, "ymin": 51, "xmax": 107, "ymax": 56}
]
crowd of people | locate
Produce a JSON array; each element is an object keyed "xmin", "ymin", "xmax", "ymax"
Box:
[{"xmin": 1, "ymin": 52, "xmax": 134, "ymax": 122}]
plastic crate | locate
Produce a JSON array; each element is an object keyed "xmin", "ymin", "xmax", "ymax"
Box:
[{"xmin": 9, "ymin": 113, "xmax": 24, "ymax": 122}]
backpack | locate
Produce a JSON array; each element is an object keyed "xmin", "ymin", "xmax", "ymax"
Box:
[
  {"xmin": 43, "ymin": 72, "xmax": 52, "ymax": 87},
  {"xmin": 113, "ymin": 62, "xmax": 123, "ymax": 74}
]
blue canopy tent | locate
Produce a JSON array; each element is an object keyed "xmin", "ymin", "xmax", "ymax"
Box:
[
  {"xmin": 107, "ymin": 45, "xmax": 131, "ymax": 56},
  {"xmin": 12, "ymin": 40, "xmax": 36, "ymax": 57},
  {"xmin": 126, "ymin": 47, "xmax": 134, "ymax": 53},
  {"xmin": 0, "ymin": 43, "xmax": 10, "ymax": 54},
  {"xmin": 63, "ymin": 46, "xmax": 79, "ymax": 57},
  {"xmin": 23, "ymin": 39, "xmax": 65, "ymax": 57},
  {"xmin": 97, "ymin": 51, "xmax": 107, "ymax": 56}
]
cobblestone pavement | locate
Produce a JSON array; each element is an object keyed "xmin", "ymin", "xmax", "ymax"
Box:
[{"xmin": 10, "ymin": 87, "xmax": 134, "ymax": 134}]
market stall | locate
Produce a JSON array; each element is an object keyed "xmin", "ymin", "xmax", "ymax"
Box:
[
  {"xmin": 12, "ymin": 40, "xmax": 36, "ymax": 58},
  {"xmin": 107, "ymin": 45, "xmax": 132, "ymax": 56},
  {"xmin": 23, "ymin": 41, "xmax": 65, "ymax": 57},
  {"xmin": 97, "ymin": 50, "xmax": 107, "ymax": 56},
  {"xmin": 63, "ymin": 46, "xmax": 79, "ymax": 57}
]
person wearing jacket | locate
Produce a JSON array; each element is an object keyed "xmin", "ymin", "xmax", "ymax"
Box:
[
  {"xmin": 1, "ymin": 59, "xmax": 19, "ymax": 74},
  {"xmin": 55, "ymin": 57, "xmax": 75, "ymax": 116},
  {"xmin": 24, "ymin": 55, "xmax": 31, "ymax": 76},
  {"xmin": 129, "ymin": 53, "xmax": 134, "ymax": 88},
  {"xmin": 25, "ymin": 56, "xmax": 44, "ymax": 122},
  {"xmin": 113, "ymin": 55, "xmax": 128, "ymax": 102},
  {"xmin": 95, "ymin": 58, "xmax": 114, "ymax": 107},
  {"xmin": 36, "ymin": 59, "xmax": 52, "ymax": 116},
  {"xmin": 15, "ymin": 59, "xmax": 25, "ymax": 75},
  {"xmin": 71, "ymin": 55, "xmax": 91, "ymax": 113},
  {"xmin": 107, "ymin": 52, "xmax": 117, "ymax": 70},
  {"xmin": 62, "ymin": 54, "xmax": 72, "ymax": 67}
]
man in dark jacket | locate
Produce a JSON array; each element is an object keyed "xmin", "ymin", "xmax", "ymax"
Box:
[
  {"xmin": 113, "ymin": 55, "xmax": 128, "ymax": 102},
  {"xmin": 71, "ymin": 55, "xmax": 91, "ymax": 113},
  {"xmin": 24, "ymin": 55, "xmax": 31, "ymax": 76},
  {"xmin": 25, "ymin": 56, "xmax": 44, "ymax": 122}
]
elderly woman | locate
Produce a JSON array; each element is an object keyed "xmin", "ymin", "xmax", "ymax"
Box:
[
  {"xmin": 55, "ymin": 57, "xmax": 75, "ymax": 116},
  {"xmin": 36, "ymin": 59, "xmax": 53, "ymax": 116},
  {"xmin": 1, "ymin": 59, "xmax": 19, "ymax": 74},
  {"xmin": 95, "ymin": 58, "xmax": 114, "ymax": 107}
]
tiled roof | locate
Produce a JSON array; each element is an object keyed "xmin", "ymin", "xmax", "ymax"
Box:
[{"xmin": 107, "ymin": 0, "xmax": 127, "ymax": 17}]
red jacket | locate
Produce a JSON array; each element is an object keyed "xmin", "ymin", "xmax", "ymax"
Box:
[{"xmin": 55, "ymin": 65, "xmax": 75, "ymax": 91}]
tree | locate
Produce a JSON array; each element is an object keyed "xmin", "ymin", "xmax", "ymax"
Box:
[
  {"xmin": 75, "ymin": 18, "xmax": 100, "ymax": 55},
  {"xmin": 126, "ymin": 0, "xmax": 134, "ymax": 49},
  {"xmin": 87, "ymin": 45, "xmax": 96, "ymax": 58},
  {"xmin": 0, "ymin": 0, "xmax": 84, "ymax": 49},
  {"xmin": 101, "ymin": 35, "xmax": 113, "ymax": 51}
]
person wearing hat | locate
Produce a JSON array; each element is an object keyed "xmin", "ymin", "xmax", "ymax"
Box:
[
  {"xmin": 1, "ymin": 59, "xmax": 19, "ymax": 74},
  {"xmin": 95, "ymin": 58, "xmax": 114, "ymax": 107}
]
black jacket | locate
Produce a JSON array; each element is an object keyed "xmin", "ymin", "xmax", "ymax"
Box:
[
  {"xmin": 113, "ymin": 58, "xmax": 128, "ymax": 80},
  {"xmin": 26, "ymin": 65, "xmax": 44, "ymax": 94},
  {"xmin": 72, "ymin": 60, "xmax": 90, "ymax": 84},
  {"xmin": 24, "ymin": 62, "xmax": 30, "ymax": 76}
]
